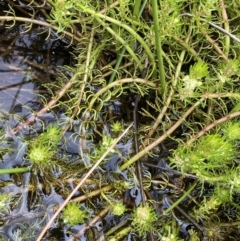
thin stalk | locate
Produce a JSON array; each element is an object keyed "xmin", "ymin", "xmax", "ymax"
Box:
[
  {"xmin": 36, "ymin": 123, "xmax": 133, "ymax": 241},
  {"xmin": 139, "ymin": 0, "xmax": 148, "ymax": 16},
  {"xmin": 69, "ymin": 208, "xmax": 110, "ymax": 241},
  {"xmin": 73, "ymin": 5, "xmax": 155, "ymax": 67},
  {"xmin": 186, "ymin": 110, "xmax": 240, "ymax": 147},
  {"xmin": 163, "ymin": 181, "xmax": 197, "ymax": 214},
  {"xmin": 195, "ymin": 92, "xmax": 240, "ymax": 99},
  {"xmin": 200, "ymin": 27, "xmax": 228, "ymax": 61},
  {"xmin": 107, "ymin": 227, "xmax": 132, "ymax": 241},
  {"xmin": 71, "ymin": 185, "xmax": 114, "ymax": 202},
  {"xmin": 108, "ymin": 47, "xmax": 126, "ymax": 83},
  {"xmin": 102, "ymin": 62, "xmax": 134, "ymax": 78},
  {"xmin": 150, "ymin": 180, "xmax": 199, "ymax": 205},
  {"xmin": 165, "ymin": 196, "xmax": 203, "ymax": 232},
  {"xmin": 181, "ymin": 13, "xmax": 240, "ymax": 44},
  {"xmin": 0, "ymin": 16, "xmax": 81, "ymax": 43},
  {"xmin": 142, "ymin": 27, "xmax": 193, "ymax": 146},
  {"xmin": 94, "ymin": 16, "xmax": 143, "ymax": 70},
  {"xmin": 120, "ymin": 98, "xmax": 204, "ymax": 171},
  {"xmin": 134, "ymin": 95, "xmax": 146, "ymax": 206},
  {"xmin": 99, "ymin": 1, "xmax": 119, "ymax": 14},
  {"xmin": 88, "ymin": 78, "xmax": 158, "ymax": 110},
  {"xmin": 105, "ymin": 219, "xmax": 129, "ymax": 237},
  {"xmin": 62, "ymin": 27, "xmax": 96, "ymax": 133},
  {"xmin": 133, "ymin": 0, "xmax": 141, "ymax": 20},
  {"xmin": 0, "ymin": 167, "xmax": 29, "ymax": 174},
  {"xmin": 107, "ymin": 0, "xmax": 121, "ymax": 56},
  {"xmin": 130, "ymin": 0, "xmax": 142, "ymax": 50},
  {"xmin": 220, "ymin": 0, "xmax": 230, "ymax": 56},
  {"xmin": 172, "ymin": 35, "xmax": 203, "ymax": 62},
  {"xmin": 109, "ymin": 0, "xmax": 147, "ymax": 83},
  {"xmin": 151, "ymin": 0, "xmax": 166, "ymax": 94}
]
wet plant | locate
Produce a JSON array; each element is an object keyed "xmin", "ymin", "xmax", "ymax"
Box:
[
  {"xmin": 130, "ymin": 204, "xmax": 157, "ymax": 237},
  {"xmin": 27, "ymin": 124, "xmax": 61, "ymax": 167},
  {"xmin": 0, "ymin": 0, "xmax": 240, "ymax": 240},
  {"xmin": 62, "ymin": 202, "xmax": 89, "ymax": 227}
]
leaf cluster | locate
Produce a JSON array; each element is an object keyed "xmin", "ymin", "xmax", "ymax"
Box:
[{"xmin": 27, "ymin": 124, "xmax": 62, "ymax": 167}]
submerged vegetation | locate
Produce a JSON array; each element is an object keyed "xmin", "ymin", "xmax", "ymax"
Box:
[{"xmin": 0, "ymin": 0, "xmax": 240, "ymax": 240}]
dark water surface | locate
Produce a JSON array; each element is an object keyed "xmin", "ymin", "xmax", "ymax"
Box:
[{"xmin": 0, "ymin": 19, "xmax": 74, "ymax": 241}]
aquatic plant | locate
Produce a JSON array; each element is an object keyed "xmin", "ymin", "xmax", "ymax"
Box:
[
  {"xmin": 28, "ymin": 145, "xmax": 53, "ymax": 166},
  {"xmin": 101, "ymin": 192, "xmax": 126, "ymax": 216},
  {"xmin": 131, "ymin": 204, "xmax": 157, "ymax": 237},
  {"xmin": 0, "ymin": 0, "xmax": 240, "ymax": 240},
  {"xmin": 170, "ymin": 133, "xmax": 238, "ymax": 174},
  {"xmin": 27, "ymin": 125, "xmax": 61, "ymax": 167},
  {"xmin": 0, "ymin": 193, "xmax": 12, "ymax": 216},
  {"xmin": 62, "ymin": 203, "xmax": 88, "ymax": 226}
]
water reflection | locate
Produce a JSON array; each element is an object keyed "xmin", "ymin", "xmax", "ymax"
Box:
[
  {"xmin": 0, "ymin": 58, "xmax": 37, "ymax": 113},
  {"xmin": 0, "ymin": 21, "xmax": 72, "ymax": 114}
]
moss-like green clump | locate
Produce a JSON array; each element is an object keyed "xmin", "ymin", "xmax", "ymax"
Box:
[
  {"xmin": 62, "ymin": 203, "xmax": 88, "ymax": 226},
  {"xmin": 110, "ymin": 202, "xmax": 126, "ymax": 216},
  {"xmin": 131, "ymin": 204, "xmax": 157, "ymax": 237},
  {"xmin": 221, "ymin": 121, "xmax": 240, "ymax": 141},
  {"xmin": 28, "ymin": 145, "xmax": 54, "ymax": 166},
  {"xmin": 171, "ymin": 133, "xmax": 238, "ymax": 173},
  {"xmin": 27, "ymin": 124, "xmax": 61, "ymax": 166}
]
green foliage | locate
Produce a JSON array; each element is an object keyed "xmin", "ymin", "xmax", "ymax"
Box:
[
  {"xmin": 214, "ymin": 186, "xmax": 232, "ymax": 203},
  {"xmin": 170, "ymin": 133, "xmax": 238, "ymax": 174},
  {"xmin": 110, "ymin": 121, "xmax": 124, "ymax": 134},
  {"xmin": 220, "ymin": 121, "xmax": 240, "ymax": 141},
  {"xmin": 27, "ymin": 125, "xmax": 61, "ymax": 166},
  {"xmin": 2, "ymin": 0, "xmax": 240, "ymax": 240},
  {"xmin": 218, "ymin": 59, "xmax": 240, "ymax": 83},
  {"xmin": 193, "ymin": 195, "xmax": 222, "ymax": 221},
  {"xmin": 189, "ymin": 62, "xmax": 209, "ymax": 80},
  {"xmin": 28, "ymin": 145, "xmax": 53, "ymax": 166},
  {"xmin": 49, "ymin": 0, "xmax": 76, "ymax": 33},
  {"xmin": 101, "ymin": 192, "xmax": 127, "ymax": 216},
  {"xmin": 89, "ymin": 134, "xmax": 118, "ymax": 163},
  {"xmin": 39, "ymin": 124, "xmax": 62, "ymax": 147},
  {"xmin": 131, "ymin": 204, "xmax": 157, "ymax": 237},
  {"xmin": 62, "ymin": 203, "xmax": 88, "ymax": 226},
  {"xmin": 110, "ymin": 202, "xmax": 126, "ymax": 216},
  {"xmin": 0, "ymin": 193, "xmax": 12, "ymax": 215}
]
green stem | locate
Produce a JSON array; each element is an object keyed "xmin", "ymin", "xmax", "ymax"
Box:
[
  {"xmin": 71, "ymin": 185, "xmax": 114, "ymax": 202},
  {"xmin": 109, "ymin": 0, "xmax": 148, "ymax": 83},
  {"xmin": 108, "ymin": 227, "xmax": 132, "ymax": 241},
  {"xmin": 101, "ymin": 192, "xmax": 113, "ymax": 205},
  {"xmin": 133, "ymin": 0, "xmax": 141, "ymax": 20},
  {"xmin": 172, "ymin": 35, "xmax": 203, "ymax": 62},
  {"xmin": 74, "ymin": 5, "xmax": 155, "ymax": 67},
  {"xmin": 109, "ymin": 47, "xmax": 126, "ymax": 83},
  {"xmin": 151, "ymin": 0, "xmax": 166, "ymax": 94},
  {"xmin": 186, "ymin": 110, "xmax": 240, "ymax": 146},
  {"xmin": 143, "ymin": 27, "xmax": 192, "ymax": 145},
  {"xmin": 220, "ymin": 0, "xmax": 230, "ymax": 56},
  {"xmin": 163, "ymin": 182, "xmax": 197, "ymax": 214},
  {"xmin": 130, "ymin": 0, "xmax": 142, "ymax": 50},
  {"xmin": 94, "ymin": 16, "xmax": 143, "ymax": 70},
  {"xmin": 0, "ymin": 167, "xmax": 29, "ymax": 174}
]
